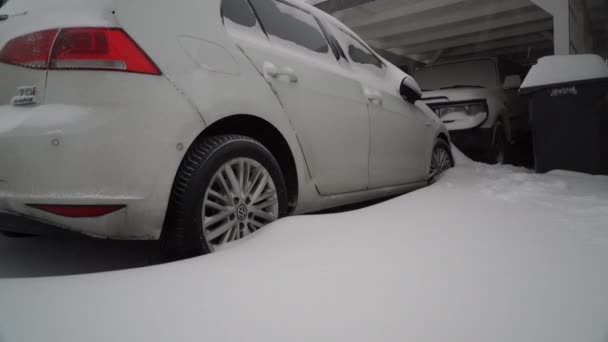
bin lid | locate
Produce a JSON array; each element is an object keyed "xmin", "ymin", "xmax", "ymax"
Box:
[{"xmin": 521, "ymin": 54, "xmax": 608, "ymax": 94}]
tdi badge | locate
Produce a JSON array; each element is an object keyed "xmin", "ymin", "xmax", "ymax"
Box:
[{"xmin": 11, "ymin": 86, "xmax": 37, "ymax": 106}]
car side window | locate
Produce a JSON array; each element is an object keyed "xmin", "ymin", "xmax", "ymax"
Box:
[
  {"xmin": 249, "ymin": 0, "xmax": 331, "ymax": 57},
  {"xmin": 348, "ymin": 44, "xmax": 382, "ymax": 69},
  {"xmin": 317, "ymin": 19, "xmax": 347, "ymax": 61},
  {"xmin": 330, "ymin": 24, "xmax": 384, "ymax": 74},
  {"xmin": 221, "ymin": 0, "xmax": 258, "ymax": 28}
]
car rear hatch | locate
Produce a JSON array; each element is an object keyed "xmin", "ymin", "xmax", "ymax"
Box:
[{"xmin": 0, "ymin": 0, "xmax": 115, "ymax": 106}]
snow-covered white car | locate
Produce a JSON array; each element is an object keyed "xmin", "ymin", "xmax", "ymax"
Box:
[
  {"xmin": 414, "ymin": 58, "xmax": 530, "ymax": 164},
  {"xmin": 0, "ymin": 0, "xmax": 452, "ymax": 257}
]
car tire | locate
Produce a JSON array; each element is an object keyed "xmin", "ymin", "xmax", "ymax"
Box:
[
  {"xmin": 161, "ymin": 135, "xmax": 288, "ymax": 260},
  {"xmin": 429, "ymin": 139, "xmax": 454, "ymax": 184},
  {"xmin": 489, "ymin": 125, "xmax": 509, "ymax": 165}
]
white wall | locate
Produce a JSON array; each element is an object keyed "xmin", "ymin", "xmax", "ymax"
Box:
[{"xmin": 569, "ymin": 0, "xmax": 593, "ymax": 53}]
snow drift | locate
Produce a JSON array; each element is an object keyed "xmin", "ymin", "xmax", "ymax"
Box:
[{"xmin": 0, "ymin": 157, "xmax": 607, "ymax": 342}]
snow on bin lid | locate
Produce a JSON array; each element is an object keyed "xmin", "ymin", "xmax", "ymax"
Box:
[{"xmin": 521, "ymin": 54, "xmax": 608, "ymax": 92}]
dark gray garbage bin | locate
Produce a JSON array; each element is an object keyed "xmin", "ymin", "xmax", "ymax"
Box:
[{"xmin": 520, "ymin": 55, "xmax": 608, "ymax": 175}]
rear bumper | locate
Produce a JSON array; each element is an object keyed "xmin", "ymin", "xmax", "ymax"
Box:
[
  {"xmin": 0, "ymin": 104, "xmax": 161, "ymax": 239},
  {"xmin": 1, "ymin": 68, "xmax": 207, "ymax": 240},
  {"xmin": 0, "ymin": 211, "xmax": 83, "ymax": 237},
  {"xmin": 0, "ymin": 103, "xmax": 203, "ymax": 239}
]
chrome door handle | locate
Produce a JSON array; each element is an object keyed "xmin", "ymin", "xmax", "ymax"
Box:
[
  {"xmin": 279, "ymin": 67, "xmax": 299, "ymax": 83},
  {"xmin": 263, "ymin": 62, "xmax": 298, "ymax": 83},
  {"xmin": 263, "ymin": 61, "xmax": 280, "ymax": 81}
]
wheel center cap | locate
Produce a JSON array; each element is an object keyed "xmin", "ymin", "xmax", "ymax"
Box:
[{"xmin": 236, "ymin": 204, "xmax": 248, "ymax": 221}]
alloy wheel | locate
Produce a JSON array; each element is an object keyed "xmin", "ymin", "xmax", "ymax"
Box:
[
  {"xmin": 201, "ymin": 157, "xmax": 279, "ymax": 250},
  {"xmin": 430, "ymin": 145, "xmax": 453, "ymax": 178}
]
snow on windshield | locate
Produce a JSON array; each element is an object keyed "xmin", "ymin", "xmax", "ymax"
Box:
[{"xmin": 414, "ymin": 59, "xmax": 499, "ymax": 91}]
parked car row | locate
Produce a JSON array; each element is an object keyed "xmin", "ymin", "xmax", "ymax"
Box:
[{"xmin": 0, "ymin": 0, "xmax": 453, "ymax": 258}]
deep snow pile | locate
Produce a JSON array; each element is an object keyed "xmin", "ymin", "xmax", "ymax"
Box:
[{"xmin": 0, "ymin": 157, "xmax": 607, "ymax": 342}]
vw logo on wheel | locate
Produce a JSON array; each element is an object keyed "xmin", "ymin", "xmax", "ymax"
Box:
[{"xmin": 236, "ymin": 204, "xmax": 248, "ymax": 221}]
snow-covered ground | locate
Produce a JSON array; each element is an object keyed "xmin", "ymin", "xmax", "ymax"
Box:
[{"xmin": 0, "ymin": 152, "xmax": 607, "ymax": 342}]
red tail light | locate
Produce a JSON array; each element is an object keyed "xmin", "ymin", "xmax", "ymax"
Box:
[
  {"xmin": 28, "ymin": 204, "xmax": 126, "ymax": 218},
  {"xmin": 50, "ymin": 28, "xmax": 160, "ymax": 74},
  {"xmin": 0, "ymin": 28, "xmax": 160, "ymax": 75},
  {"xmin": 0, "ymin": 29, "xmax": 58, "ymax": 69}
]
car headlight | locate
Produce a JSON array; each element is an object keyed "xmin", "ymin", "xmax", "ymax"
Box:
[{"xmin": 431, "ymin": 102, "xmax": 488, "ymax": 118}]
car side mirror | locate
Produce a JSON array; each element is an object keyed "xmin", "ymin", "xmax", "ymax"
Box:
[
  {"xmin": 400, "ymin": 76, "xmax": 422, "ymax": 104},
  {"xmin": 503, "ymin": 75, "xmax": 522, "ymax": 90}
]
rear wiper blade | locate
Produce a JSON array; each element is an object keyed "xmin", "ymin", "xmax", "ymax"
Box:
[
  {"xmin": 439, "ymin": 85, "xmax": 484, "ymax": 90},
  {"xmin": 0, "ymin": 15, "xmax": 8, "ymax": 21}
]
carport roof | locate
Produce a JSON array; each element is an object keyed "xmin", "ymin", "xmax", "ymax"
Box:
[{"xmin": 309, "ymin": 0, "xmax": 555, "ymax": 67}]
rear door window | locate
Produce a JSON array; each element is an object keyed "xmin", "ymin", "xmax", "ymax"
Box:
[
  {"xmin": 316, "ymin": 18, "xmax": 346, "ymax": 61},
  {"xmin": 330, "ymin": 24, "xmax": 385, "ymax": 76},
  {"xmin": 221, "ymin": 0, "xmax": 257, "ymax": 28},
  {"xmin": 0, "ymin": 0, "xmax": 8, "ymax": 9},
  {"xmin": 249, "ymin": 0, "xmax": 331, "ymax": 57},
  {"xmin": 221, "ymin": 0, "xmax": 266, "ymax": 42}
]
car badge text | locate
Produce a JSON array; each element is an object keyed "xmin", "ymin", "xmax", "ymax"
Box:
[
  {"xmin": 11, "ymin": 86, "xmax": 38, "ymax": 106},
  {"xmin": 550, "ymin": 86, "xmax": 578, "ymax": 97}
]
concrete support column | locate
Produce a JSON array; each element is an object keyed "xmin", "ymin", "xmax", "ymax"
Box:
[{"xmin": 530, "ymin": 0, "xmax": 570, "ymax": 55}]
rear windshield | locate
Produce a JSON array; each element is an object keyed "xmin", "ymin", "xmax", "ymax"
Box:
[{"xmin": 414, "ymin": 59, "xmax": 499, "ymax": 90}]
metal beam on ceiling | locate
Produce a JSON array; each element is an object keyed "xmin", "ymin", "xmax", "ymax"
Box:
[
  {"xmin": 441, "ymin": 34, "xmax": 551, "ymax": 57},
  {"xmin": 393, "ymin": 20, "xmax": 553, "ymax": 55},
  {"xmin": 375, "ymin": 9, "xmax": 550, "ymax": 49},
  {"xmin": 356, "ymin": 0, "xmax": 537, "ymax": 40}
]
